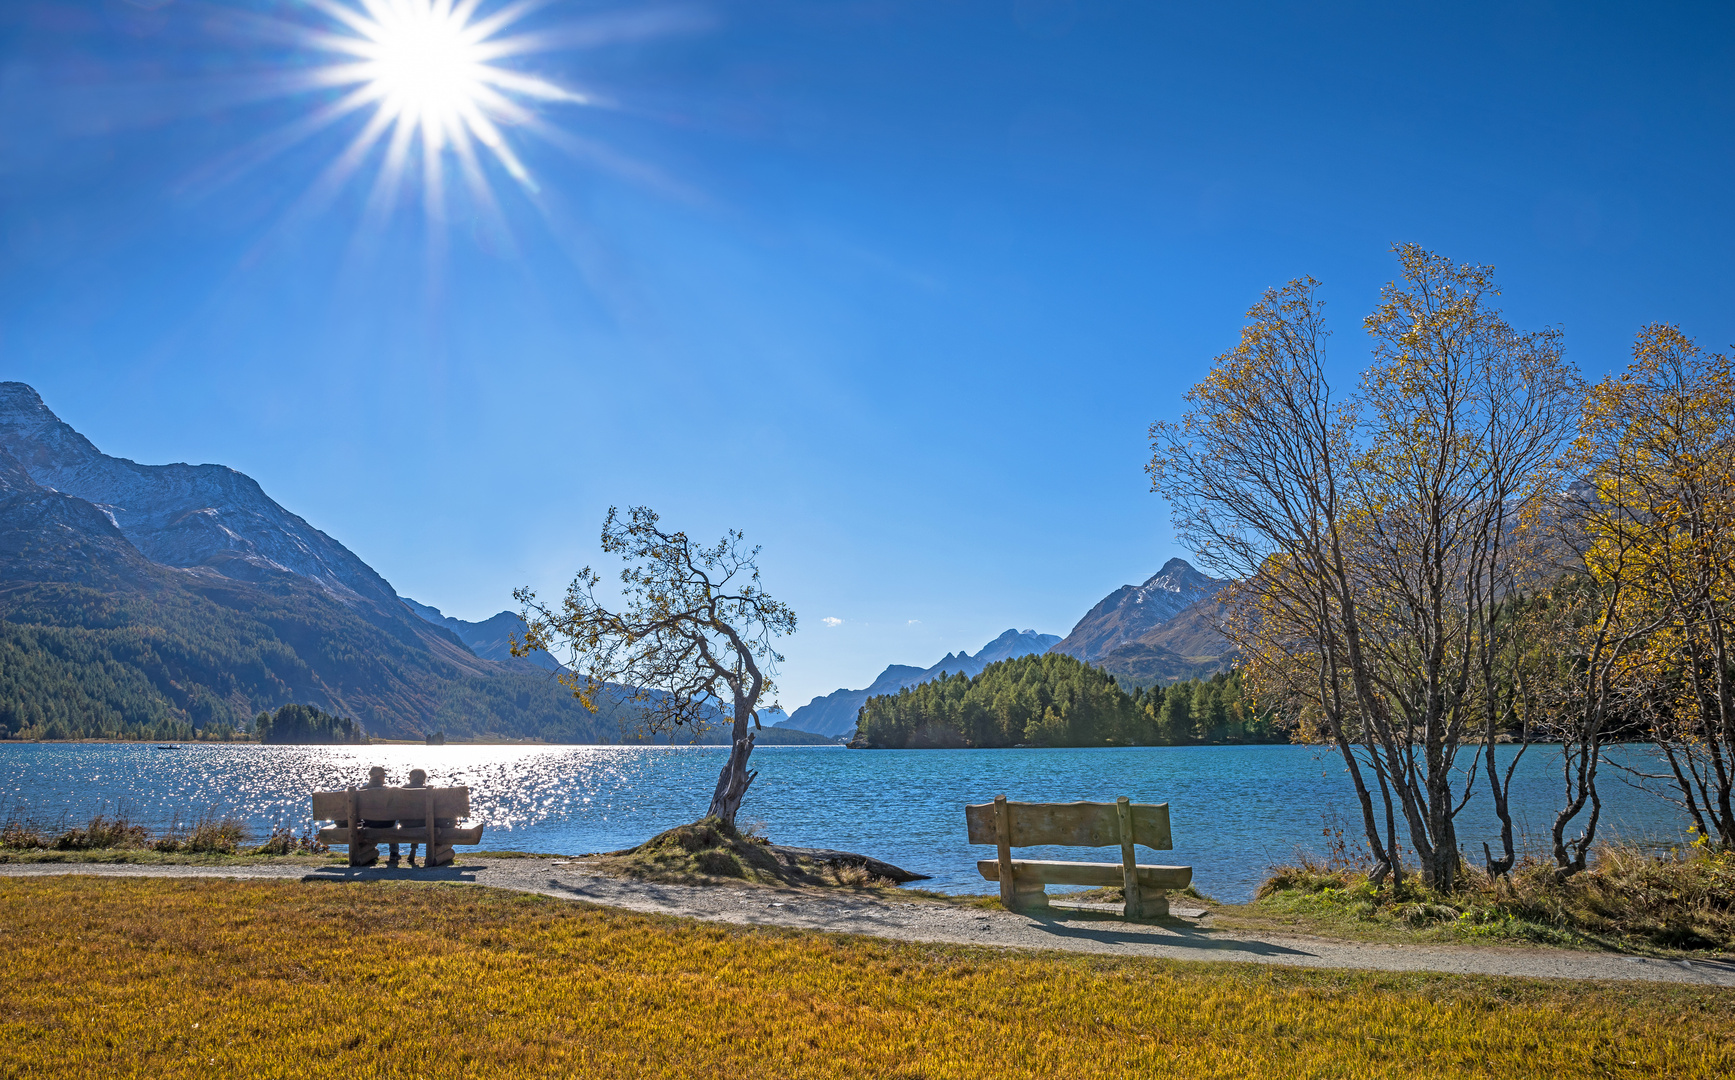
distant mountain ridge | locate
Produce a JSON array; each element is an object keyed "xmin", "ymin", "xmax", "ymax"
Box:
[
  {"xmin": 402, "ymin": 598, "xmax": 562, "ymax": 672},
  {"xmin": 780, "ymin": 628, "xmax": 1061, "ymax": 737},
  {"xmin": 782, "ymin": 560, "xmax": 1239, "ymax": 737}
]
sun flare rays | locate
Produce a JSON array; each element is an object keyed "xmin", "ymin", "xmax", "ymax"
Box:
[{"xmin": 287, "ymin": 0, "xmax": 590, "ymax": 225}]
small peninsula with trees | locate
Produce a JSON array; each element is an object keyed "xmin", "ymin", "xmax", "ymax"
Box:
[{"xmin": 850, "ymin": 653, "xmax": 1280, "ymax": 748}]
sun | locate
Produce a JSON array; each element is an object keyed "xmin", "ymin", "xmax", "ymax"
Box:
[
  {"xmin": 204, "ymin": 1, "xmax": 700, "ymax": 237},
  {"xmin": 299, "ymin": 0, "xmax": 587, "ymax": 214},
  {"xmin": 361, "ymin": 4, "xmax": 490, "ymax": 132}
]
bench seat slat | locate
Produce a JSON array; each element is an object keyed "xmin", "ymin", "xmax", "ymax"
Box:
[
  {"xmin": 976, "ymin": 859, "xmax": 1192, "ymax": 890},
  {"xmin": 318, "ymin": 825, "xmax": 485, "ymax": 846},
  {"xmin": 312, "ymin": 787, "xmax": 471, "ymax": 821}
]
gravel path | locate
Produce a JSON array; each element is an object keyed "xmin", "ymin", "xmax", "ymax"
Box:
[{"xmin": 5, "ymin": 860, "xmax": 1732, "ymax": 988}]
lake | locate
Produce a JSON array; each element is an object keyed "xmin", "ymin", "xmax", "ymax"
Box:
[{"xmin": 0, "ymin": 742, "xmax": 1695, "ymax": 902}]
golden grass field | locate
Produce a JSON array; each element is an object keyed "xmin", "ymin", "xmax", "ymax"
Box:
[{"xmin": 0, "ymin": 877, "xmax": 1730, "ymax": 1079}]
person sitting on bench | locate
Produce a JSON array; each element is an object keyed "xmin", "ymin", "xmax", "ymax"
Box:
[
  {"xmin": 401, "ymin": 769, "xmax": 428, "ymax": 868},
  {"xmin": 398, "ymin": 769, "xmax": 459, "ymax": 868},
  {"xmin": 337, "ymin": 766, "xmax": 399, "ymax": 867}
]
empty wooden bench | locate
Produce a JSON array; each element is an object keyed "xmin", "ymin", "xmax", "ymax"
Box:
[
  {"xmin": 966, "ymin": 795, "xmax": 1191, "ymax": 918},
  {"xmin": 312, "ymin": 785, "xmax": 484, "ymax": 867}
]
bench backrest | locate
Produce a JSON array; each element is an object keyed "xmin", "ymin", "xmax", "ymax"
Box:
[
  {"xmin": 965, "ymin": 799, "xmax": 1172, "ymax": 851},
  {"xmin": 311, "ymin": 787, "xmax": 471, "ymax": 821}
]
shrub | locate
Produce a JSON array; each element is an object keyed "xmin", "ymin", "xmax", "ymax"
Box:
[
  {"xmin": 1256, "ymin": 841, "xmax": 1735, "ymax": 951},
  {"xmin": 252, "ymin": 825, "xmax": 328, "ymax": 857},
  {"xmin": 152, "ymin": 811, "xmax": 247, "ymax": 855},
  {"xmin": 53, "ymin": 813, "xmax": 151, "ymax": 851}
]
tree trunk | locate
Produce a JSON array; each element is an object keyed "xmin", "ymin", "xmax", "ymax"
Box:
[
  {"xmin": 705, "ymin": 712, "xmax": 757, "ymax": 831},
  {"xmin": 1484, "ymin": 741, "xmax": 1518, "ymax": 879}
]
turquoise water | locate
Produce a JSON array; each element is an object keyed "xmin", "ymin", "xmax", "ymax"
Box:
[{"xmin": 0, "ymin": 743, "xmax": 1693, "ymax": 902}]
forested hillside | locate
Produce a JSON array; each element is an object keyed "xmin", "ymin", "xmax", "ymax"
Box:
[
  {"xmin": 0, "ymin": 382, "xmax": 707, "ymax": 744},
  {"xmin": 850, "ymin": 653, "xmax": 1282, "ymax": 748},
  {"xmin": 0, "ymin": 579, "xmax": 632, "ymax": 742}
]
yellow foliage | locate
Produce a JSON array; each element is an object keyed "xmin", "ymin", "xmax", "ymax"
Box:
[
  {"xmin": 1, "ymin": 878, "xmax": 1733, "ymax": 1079},
  {"xmin": 1575, "ymin": 326, "xmax": 1735, "ymax": 841}
]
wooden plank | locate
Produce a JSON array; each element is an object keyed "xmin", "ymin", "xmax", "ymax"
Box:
[
  {"xmin": 1011, "ymin": 878, "xmax": 1050, "ymax": 910},
  {"xmin": 976, "ymin": 859, "xmax": 1193, "ymax": 890},
  {"xmin": 346, "ymin": 786, "xmax": 360, "ymax": 868},
  {"xmin": 312, "ymin": 787, "xmax": 470, "ymax": 821},
  {"xmin": 424, "ymin": 787, "xmax": 438, "ymax": 862},
  {"xmin": 965, "ymin": 800, "xmax": 1173, "ymax": 850},
  {"xmin": 1117, "ymin": 796, "xmax": 1143, "ymax": 919},
  {"xmin": 317, "ymin": 826, "xmax": 483, "ymax": 846},
  {"xmin": 993, "ymin": 795, "xmax": 1016, "ymax": 909}
]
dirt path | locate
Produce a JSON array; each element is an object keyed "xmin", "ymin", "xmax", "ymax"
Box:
[{"xmin": 4, "ymin": 860, "xmax": 1731, "ymax": 988}]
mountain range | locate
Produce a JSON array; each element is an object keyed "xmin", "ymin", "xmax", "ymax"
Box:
[
  {"xmin": 0, "ymin": 380, "xmax": 1231, "ymax": 743},
  {"xmin": 779, "ymin": 561, "xmax": 1235, "ymax": 738},
  {"xmin": 0, "ymin": 383, "xmax": 815, "ymax": 743}
]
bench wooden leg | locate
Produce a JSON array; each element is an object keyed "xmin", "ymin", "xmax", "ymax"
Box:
[
  {"xmin": 993, "ymin": 796, "xmax": 1016, "ymax": 911},
  {"xmin": 346, "ymin": 787, "xmax": 361, "ymax": 868},
  {"xmin": 1116, "ymin": 796, "xmax": 1143, "ymax": 920},
  {"xmin": 1131, "ymin": 891, "xmax": 1169, "ymax": 919}
]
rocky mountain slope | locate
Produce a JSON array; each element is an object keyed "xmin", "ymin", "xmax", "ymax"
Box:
[
  {"xmin": 1060, "ymin": 562, "xmax": 1235, "ymax": 688},
  {"xmin": 780, "ymin": 628, "xmax": 1061, "ymax": 737},
  {"xmin": 1048, "ymin": 558, "xmax": 1226, "ymax": 662},
  {"xmin": 0, "ymin": 384, "xmax": 401, "ymax": 606},
  {"xmin": 1127, "ymin": 595, "xmax": 1231, "ymax": 658},
  {"xmin": 0, "ymin": 382, "xmax": 737, "ymax": 743}
]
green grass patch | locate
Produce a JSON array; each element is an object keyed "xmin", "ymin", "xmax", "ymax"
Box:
[{"xmin": 0, "ymin": 876, "xmax": 1730, "ymax": 1079}]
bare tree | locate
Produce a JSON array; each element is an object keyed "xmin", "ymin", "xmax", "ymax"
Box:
[
  {"xmin": 1499, "ymin": 562, "xmax": 1659, "ymax": 877},
  {"xmin": 1152, "ymin": 246, "xmax": 1582, "ymax": 890},
  {"xmin": 1149, "ymin": 275, "xmax": 1403, "ymax": 883},
  {"xmin": 514, "ymin": 506, "xmax": 796, "ymax": 831}
]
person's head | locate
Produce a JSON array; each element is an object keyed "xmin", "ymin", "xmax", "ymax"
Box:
[
  {"xmin": 367, "ymin": 766, "xmax": 387, "ymax": 786},
  {"xmin": 408, "ymin": 769, "xmax": 427, "ymax": 788}
]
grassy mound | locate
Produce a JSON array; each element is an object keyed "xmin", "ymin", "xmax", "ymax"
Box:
[
  {"xmin": 1253, "ymin": 842, "xmax": 1735, "ymax": 953},
  {"xmin": 590, "ymin": 818, "xmax": 906, "ymax": 889},
  {"xmin": 3, "ymin": 877, "xmax": 1733, "ymax": 1078}
]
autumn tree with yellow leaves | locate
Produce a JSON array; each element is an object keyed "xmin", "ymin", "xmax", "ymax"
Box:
[
  {"xmin": 1576, "ymin": 328, "xmax": 1735, "ymax": 848},
  {"xmin": 1150, "ymin": 246, "xmax": 1585, "ymax": 889}
]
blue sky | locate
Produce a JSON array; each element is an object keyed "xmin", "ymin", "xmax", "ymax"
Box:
[{"xmin": 3, "ymin": 1, "xmax": 1732, "ymax": 709}]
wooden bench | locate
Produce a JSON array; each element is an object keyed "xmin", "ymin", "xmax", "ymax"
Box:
[
  {"xmin": 312, "ymin": 786, "xmax": 484, "ymax": 867},
  {"xmin": 966, "ymin": 795, "xmax": 1191, "ymax": 918}
]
